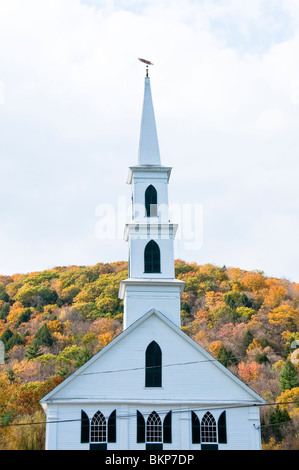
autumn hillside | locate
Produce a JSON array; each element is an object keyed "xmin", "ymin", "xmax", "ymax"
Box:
[{"xmin": 0, "ymin": 260, "xmax": 298, "ymax": 450}]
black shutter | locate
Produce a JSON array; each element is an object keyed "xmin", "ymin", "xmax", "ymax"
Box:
[
  {"xmin": 81, "ymin": 410, "xmax": 90, "ymax": 443},
  {"xmin": 218, "ymin": 411, "xmax": 227, "ymax": 444},
  {"xmin": 108, "ymin": 409, "xmax": 116, "ymax": 443},
  {"xmin": 137, "ymin": 411, "xmax": 145, "ymax": 443},
  {"xmin": 163, "ymin": 411, "xmax": 172, "ymax": 443},
  {"xmin": 191, "ymin": 411, "xmax": 200, "ymax": 444}
]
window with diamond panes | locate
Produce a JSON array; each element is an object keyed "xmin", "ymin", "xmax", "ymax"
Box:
[
  {"xmin": 146, "ymin": 411, "xmax": 163, "ymax": 443},
  {"xmin": 90, "ymin": 411, "xmax": 107, "ymax": 443},
  {"xmin": 201, "ymin": 412, "xmax": 217, "ymax": 443}
]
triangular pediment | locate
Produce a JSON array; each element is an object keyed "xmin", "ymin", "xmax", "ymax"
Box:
[{"xmin": 41, "ymin": 309, "xmax": 265, "ymax": 406}]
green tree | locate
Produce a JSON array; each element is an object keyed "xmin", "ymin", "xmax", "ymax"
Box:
[
  {"xmin": 242, "ymin": 330, "xmax": 254, "ymax": 351},
  {"xmin": 33, "ymin": 324, "xmax": 53, "ymax": 348},
  {"xmin": 255, "ymin": 352, "xmax": 269, "ymax": 364},
  {"xmin": 0, "ymin": 303, "xmax": 9, "ymax": 320},
  {"xmin": 15, "ymin": 285, "xmax": 58, "ymax": 307},
  {"xmin": 279, "ymin": 360, "xmax": 299, "ymax": 392},
  {"xmin": 15, "ymin": 308, "xmax": 31, "ymax": 327},
  {"xmin": 25, "ymin": 342, "xmax": 42, "ymax": 361},
  {"xmin": 6, "ymin": 333, "xmax": 25, "ymax": 351},
  {"xmin": 262, "ymin": 406, "xmax": 291, "ymax": 443},
  {"xmin": 0, "ymin": 328, "xmax": 13, "ymax": 347},
  {"xmin": 217, "ymin": 345, "xmax": 238, "ymax": 367},
  {"xmin": 1, "ymin": 328, "xmax": 25, "ymax": 351},
  {"xmin": 0, "ymin": 290, "xmax": 9, "ymax": 302}
]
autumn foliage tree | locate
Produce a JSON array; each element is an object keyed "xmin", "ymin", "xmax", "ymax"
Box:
[{"xmin": 0, "ymin": 260, "xmax": 298, "ymax": 449}]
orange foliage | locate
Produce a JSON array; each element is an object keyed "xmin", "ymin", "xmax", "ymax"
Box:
[
  {"xmin": 98, "ymin": 332, "xmax": 114, "ymax": 348},
  {"xmin": 193, "ymin": 309, "xmax": 209, "ymax": 325},
  {"xmin": 262, "ymin": 279, "xmax": 287, "ymax": 309},
  {"xmin": 238, "ymin": 361, "xmax": 261, "ymax": 382},
  {"xmin": 241, "ymin": 272, "xmax": 265, "ymax": 292},
  {"xmin": 12, "ymin": 360, "xmax": 41, "ymax": 382}
]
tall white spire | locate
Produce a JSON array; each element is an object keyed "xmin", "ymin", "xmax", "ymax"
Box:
[
  {"xmin": 138, "ymin": 77, "xmax": 161, "ymax": 166},
  {"xmin": 119, "ymin": 70, "xmax": 185, "ymax": 330}
]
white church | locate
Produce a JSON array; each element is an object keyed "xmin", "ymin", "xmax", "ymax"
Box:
[{"xmin": 41, "ymin": 66, "xmax": 265, "ymax": 450}]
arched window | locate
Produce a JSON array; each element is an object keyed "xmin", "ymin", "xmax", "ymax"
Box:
[
  {"xmin": 145, "ymin": 341, "xmax": 162, "ymax": 387},
  {"xmin": 91, "ymin": 411, "xmax": 107, "ymax": 443},
  {"xmin": 146, "ymin": 411, "xmax": 162, "ymax": 443},
  {"xmin": 201, "ymin": 412, "xmax": 217, "ymax": 443},
  {"xmin": 144, "ymin": 240, "xmax": 160, "ymax": 273},
  {"xmin": 145, "ymin": 185, "xmax": 157, "ymax": 217}
]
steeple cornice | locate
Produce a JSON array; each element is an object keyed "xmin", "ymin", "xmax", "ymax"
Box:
[{"xmin": 127, "ymin": 165, "xmax": 172, "ymax": 185}]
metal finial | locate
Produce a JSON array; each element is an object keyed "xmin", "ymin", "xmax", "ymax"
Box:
[{"xmin": 138, "ymin": 58, "xmax": 154, "ymax": 77}]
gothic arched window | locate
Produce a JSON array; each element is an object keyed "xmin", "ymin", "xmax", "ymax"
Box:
[
  {"xmin": 146, "ymin": 411, "xmax": 162, "ymax": 443},
  {"xmin": 145, "ymin": 341, "xmax": 162, "ymax": 387},
  {"xmin": 91, "ymin": 411, "xmax": 107, "ymax": 443},
  {"xmin": 145, "ymin": 185, "xmax": 157, "ymax": 217},
  {"xmin": 201, "ymin": 412, "xmax": 217, "ymax": 443},
  {"xmin": 144, "ymin": 240, "xmax": 160, "ymax": 273}
]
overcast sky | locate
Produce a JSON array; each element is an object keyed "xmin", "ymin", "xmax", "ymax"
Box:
[{"xmin": 0, "ymin": 0, "xmax": 298, "ymax": 282}]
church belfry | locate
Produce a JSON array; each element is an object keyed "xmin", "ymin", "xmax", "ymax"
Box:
[{"xmin": 119, "ymin": 67, "xmax": 185, "ymax": 329}]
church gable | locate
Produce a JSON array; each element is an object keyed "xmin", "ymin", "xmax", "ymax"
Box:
[{"xmin": 41, "ymin": 310, "xmax": 264, "ymax": 405}]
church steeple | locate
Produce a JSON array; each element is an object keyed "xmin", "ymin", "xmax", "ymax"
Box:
[
  {"xmin": 119, "ymin": 68, "xmax": 185, "ymax": 330},
  {"xmin": 138, "ymin": 76, "xmax": 161, "ymax": 166}
]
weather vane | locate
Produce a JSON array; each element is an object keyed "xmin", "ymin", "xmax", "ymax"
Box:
[{"xmin": 138, "ymin": 58, "xmax": 154, "ymax": 77}]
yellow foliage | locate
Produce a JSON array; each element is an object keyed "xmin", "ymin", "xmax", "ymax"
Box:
[
  {"xmin": 209, "ymin": 341, "xmax": 223, "ymax": 358},
  {"xmin": 192, "ymin": 329, "xmax": 208, "ymax": 348},
  {"xmin": 246, "ymin": 338, "xmax": 263, "ymax": 353},
  {"xmin": 2, "ymin": 410, "xmax": 46, "ymax": 450},
  {"xmin": 290, "ymin": 349, "xmax": 299, "ymax": 367},
  {"xmin": 47, "ymin": 319, "xmax": 63, "ymax": 334},
  {"xmin": 205, "ymin": 291, "xmax": 225, "ymax": 309},
  {"xmin": 268, "ymin": 305, "xmax": 298, "ymax": 330},
  {"xmin": 98, "ymin": 332, "xmax": 113, "ymax": 348},
  {"xmin": 0, "ymin": 319, "xmax": 7, "ymax": 336},
  {"xmin": 6, "ymin": 302, "xmax": 26, "ymax": 326},
  {"xmin": 276, "ymin": 387, "xmax": 299, "ymax": 418},
  {"xmin": 272, "ymin": 360, "xmax": 286, "ymax": 373},
  {"xmin": 262, "ymin": 438, "xmax": 281, "ymax": 450}
]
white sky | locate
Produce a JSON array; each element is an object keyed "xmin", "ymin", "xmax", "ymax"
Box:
[{"xmin": 0, "ymin": 0, "xmax": 298, "ymax": 282}]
